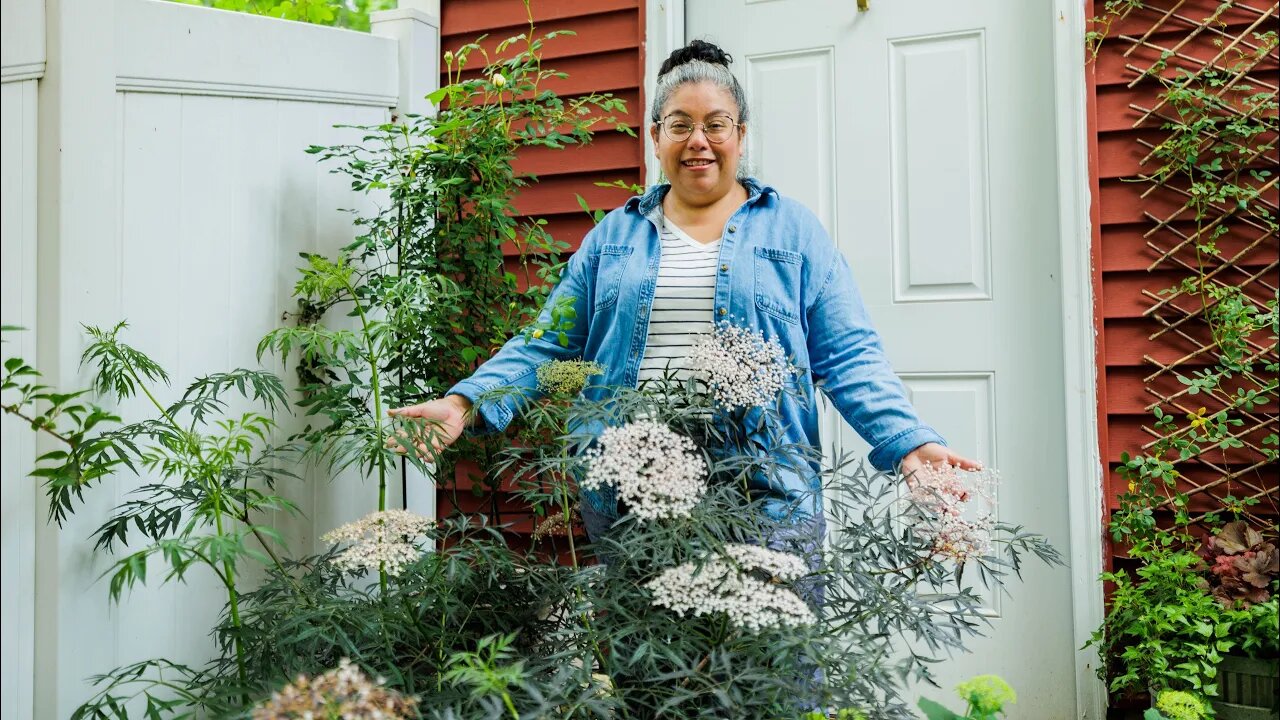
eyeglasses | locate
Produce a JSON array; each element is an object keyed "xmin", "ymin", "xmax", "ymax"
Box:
[{"xmin": 658, "ymin": 115, "xmax": 741, "ymax": 144}]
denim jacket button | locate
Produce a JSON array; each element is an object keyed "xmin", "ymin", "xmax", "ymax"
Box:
[
  {"xmin": 717, "ymin": 307, "xmax": 727, "ymax": 316},
  {"xmin": 719, "ymin": 263, "xmax": 729, "ymax": 272},
  {"xmin": 728, "ymin": 225, "xmax": 738, "ymax": 233}
]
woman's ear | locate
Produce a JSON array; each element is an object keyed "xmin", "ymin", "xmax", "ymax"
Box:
[{"xmin": 649, "ymin": 123, "xmax": 661, "ymax": 156}]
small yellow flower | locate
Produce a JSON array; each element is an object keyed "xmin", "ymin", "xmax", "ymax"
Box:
[
  {"xmin": 531, "ymin": 328, "xmax": 544, "ymax": 339},
  {"xmin": 491, "ymin": 72, "xmax": 507, "ymax": 88}
]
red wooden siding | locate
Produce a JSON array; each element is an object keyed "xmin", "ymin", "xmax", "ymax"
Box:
[
  {"xmin": 1086, "ymin": 0, "xmax": 1279, "ymax": 568},
  {"xmin": 437, "ymin": 0, "xmax": 647, "ymax": 551}
]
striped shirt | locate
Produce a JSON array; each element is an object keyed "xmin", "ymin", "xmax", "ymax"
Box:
[{"xmin": 636, "ymin": 216, "xmax": 720, "ymax": 385}]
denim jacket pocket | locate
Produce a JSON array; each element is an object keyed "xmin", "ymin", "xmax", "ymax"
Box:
[
  {"xmin": 754, "ymin": 246, "xmax": 803, "ymax": 324},
  {"xmin": 593, "ymin": 244, "xmax": 634, "ymax": 312}
]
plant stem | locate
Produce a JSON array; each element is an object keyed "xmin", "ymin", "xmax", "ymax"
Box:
[
  {"xmin": 115, "ymin": 351, "xmax": 249, "ymax": 688},
  {"xmin": 0, "ymin": 404, "xmax": 77, "ymax": 445},
  {"xmin": 501, "ymin": 690, "xmax": 520, "ymax": 720},
  {"xmin": 332, "ymin": 270, "xmax": 391, "ymax": 595},
  {"xmin": 212, "ymin": 489, "xmax": 248, "ymax": 686}
]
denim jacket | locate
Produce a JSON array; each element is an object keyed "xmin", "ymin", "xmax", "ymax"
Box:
[{"xmin": 447, "ymin": 178, "xmax": 945, "ymax": 522}]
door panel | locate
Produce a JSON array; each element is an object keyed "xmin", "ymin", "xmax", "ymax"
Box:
[{"xmin": 687, "ymin": 1, "xmax": 1074, "ymax": 715}]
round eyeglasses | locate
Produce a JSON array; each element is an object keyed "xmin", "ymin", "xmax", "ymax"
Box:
[{"xmin": 658, "ymin": 115, "xmax": 741, "ymax": 144}]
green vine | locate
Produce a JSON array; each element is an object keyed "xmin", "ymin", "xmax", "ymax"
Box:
[{"xmin": 1108, "ymin": 27, "xmax": 1279, "ymax": 543}]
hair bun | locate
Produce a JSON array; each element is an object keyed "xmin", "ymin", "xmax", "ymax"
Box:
[{"xmin": 658, "ymin": 39, "xmax": 733, "ymax": 77}]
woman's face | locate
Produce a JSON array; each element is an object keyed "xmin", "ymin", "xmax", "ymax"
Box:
[{"xmin": 650, "ymin": 81, "xmax": 745, "ymax": 204}]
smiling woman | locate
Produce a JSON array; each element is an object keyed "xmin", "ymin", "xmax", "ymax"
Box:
[{"xmin": 392, "ymin": 38, "xmax": 979, "ymax": 542}]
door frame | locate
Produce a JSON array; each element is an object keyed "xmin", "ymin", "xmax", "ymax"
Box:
[
  {"xmin": 1049, "ymin": 0, "xmax": 1108, "ymax": 717},
  {"xmin": 645, "ymin": 1, "xmax": 1107, "ymax": 717}
]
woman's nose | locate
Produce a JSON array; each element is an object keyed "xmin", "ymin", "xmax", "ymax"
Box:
[{"xmin": 685, "ymin": 126, "xmax": 712, "ymax": 149}]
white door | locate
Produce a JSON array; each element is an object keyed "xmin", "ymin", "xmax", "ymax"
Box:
[{"xmin": 686, "ymin": 1, "xmax": 1076, "ymax": 715}]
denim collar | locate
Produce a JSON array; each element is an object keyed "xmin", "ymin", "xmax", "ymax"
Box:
[{"xmin": 625, "ymin": 177, "xmax": 776, "ymax": 223}]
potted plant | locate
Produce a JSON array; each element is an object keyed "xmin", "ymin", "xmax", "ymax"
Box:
[
  {"xmin": 1199, "ymin": 522, "xmax": 1280, "ymax": 719},
  {"xmin": 1090, "ymin": 519, "xmax": 1279, "ymax": 719}
]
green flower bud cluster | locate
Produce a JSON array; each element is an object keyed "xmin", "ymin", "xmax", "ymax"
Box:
[
  {"xmin": 535, "ymin": 359, "xmax": 604, "ymax": 396},
  {"xmin": 1154, "ymin": 690, "xmax": 1208, "ymax": 720}
]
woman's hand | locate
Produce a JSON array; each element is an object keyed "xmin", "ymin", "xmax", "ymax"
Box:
[
  {"xmin": 899, "ymin": 442, "xmax": 982, "ymax": 478},
  {"xmin": 385, "ymin": 395, "xmax": 473, "ymax": 459}
]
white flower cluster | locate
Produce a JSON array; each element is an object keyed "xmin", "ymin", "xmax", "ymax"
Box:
[
  {"xmin": 581, "ymin": 420, "xmax": 708, "ymax": 522},
  {"xmin": 905, "ymin": 463, "xmax": 998, "ymax": 562},
  {"xmin": 646, "ymin": 546, "xmax": 816, "ymax": 633},
  {"xmin": 721, "ymin": 542, "xmax": 810, "ymax": 582},
  {"xmin": 689, "ymin": 323, "xmax": 796, "ymax": 410},
  {"xmin": 253, "ymin": 657, "xmax": 418, "ymax": 720},
  {"xmin": 321, "ymin": 509, "xmax": 435, "ymax": 577}
]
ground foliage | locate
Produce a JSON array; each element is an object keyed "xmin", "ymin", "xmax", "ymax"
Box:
[{"xmin": 2, "ymin": 326, "xmax": 1063, "ymax": 719}]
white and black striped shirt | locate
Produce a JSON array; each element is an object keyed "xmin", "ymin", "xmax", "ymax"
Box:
[{"xmin": 636, "ymin": 217, "xmax": 720, "ymax": 384}]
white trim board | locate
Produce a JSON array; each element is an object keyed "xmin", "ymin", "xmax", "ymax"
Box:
[
  {"xmin": 1052, "ymin": 0, "xmax": 1107, "ymax": 717},
  {"xmin": 1, "ymin": 62, "xmax": 45, "ymax": 84},
  {"xmin": 114, "ymin": 0, "xmax": 399, "ymax": 107},
  {"xmin": 643, "ymin": 0, "xmax": 685, "ymax": 187}
]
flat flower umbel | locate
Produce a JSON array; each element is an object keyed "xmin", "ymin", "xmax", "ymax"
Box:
[
  {"xmin": 904, "ymin": 462, "xmax": 998, "ymax": 563},
  {"xmin": 646, "ymin": 544, "xmax": 816, "ymax": 632},
  {"xmin": 321, "ymin": 509, "xmax": 435, "ymax": 577},
  {"xmin": 689, "ymin": 323, "xmax": 796, "ymax": 410},
  {"xmin": 253, "ymin": 658, "xmax": 417, "ymax": 720},
  {"xmin": 581, "ymin": 419, "xmax": 707, "ymax": 522}
]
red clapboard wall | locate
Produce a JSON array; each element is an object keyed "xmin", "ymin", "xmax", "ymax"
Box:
[
  {"xmin": 1085, "ymin": 0, "xmax": 1279, "ymax": 572},
  {"xmin": 436, "ymin": 0, "xmax": 647, "ymax": 551}
]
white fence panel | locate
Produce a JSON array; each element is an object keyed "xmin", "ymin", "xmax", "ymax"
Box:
[
  {"xmin": 0, "ymin": 0, "xmax": 440, "ymax": 715},
  {"xmin": 2, "ymin": 3, "xmax": 45, "ymax": 716},
  {"xmin": 1, "ymin": 77, "xmax": 41, "ymax": 720}
]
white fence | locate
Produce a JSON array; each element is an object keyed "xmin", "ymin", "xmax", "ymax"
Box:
[{"xmin": 0, "ymin": 1, "xmax": 438, "ymax": 716}]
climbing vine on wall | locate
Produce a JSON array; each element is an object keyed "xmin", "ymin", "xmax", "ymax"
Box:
[{"xmin": 1089, "ymin": 0, "xmax": 1278, "ymax": 543}]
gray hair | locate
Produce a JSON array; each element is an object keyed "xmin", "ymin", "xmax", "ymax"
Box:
[{"xmin": 649, "ymin": 60, "xmax": 750, "ymax": 124}]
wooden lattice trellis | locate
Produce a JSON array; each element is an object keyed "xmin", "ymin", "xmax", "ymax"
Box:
[{"xmin": 1105, "ymin": 0, "xmax": 1279, "ymax": 534}]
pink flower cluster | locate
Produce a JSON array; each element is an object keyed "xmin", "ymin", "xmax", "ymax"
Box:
[{"xmin": 905, "ymin": 462, "xmax": 998, "ymax": 562}]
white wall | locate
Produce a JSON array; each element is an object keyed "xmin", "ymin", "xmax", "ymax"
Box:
[{"xmin": 1, "ymin": 0, "xmax": 439, "ymax": 715}]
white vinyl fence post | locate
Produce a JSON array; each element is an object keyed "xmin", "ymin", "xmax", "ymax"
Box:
[
  {"xmin": 371, "ymin": 0, "xmax": 440, "ymax": 121},
  {"xmin": 35, "ymin": 0, "xmax": 121, "ymax": 714},
  {"xmin": 370, "ymin": 0, "xmax": 440, "ymax": 521},
  {"xmin": 1, "ymin": 1, "xmax": 46, "ymax": 717}
]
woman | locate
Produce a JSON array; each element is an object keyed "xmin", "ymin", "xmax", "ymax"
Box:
[{"xmin": 391, "ymin": 40, "xmax": 978, "ymax": 540}]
